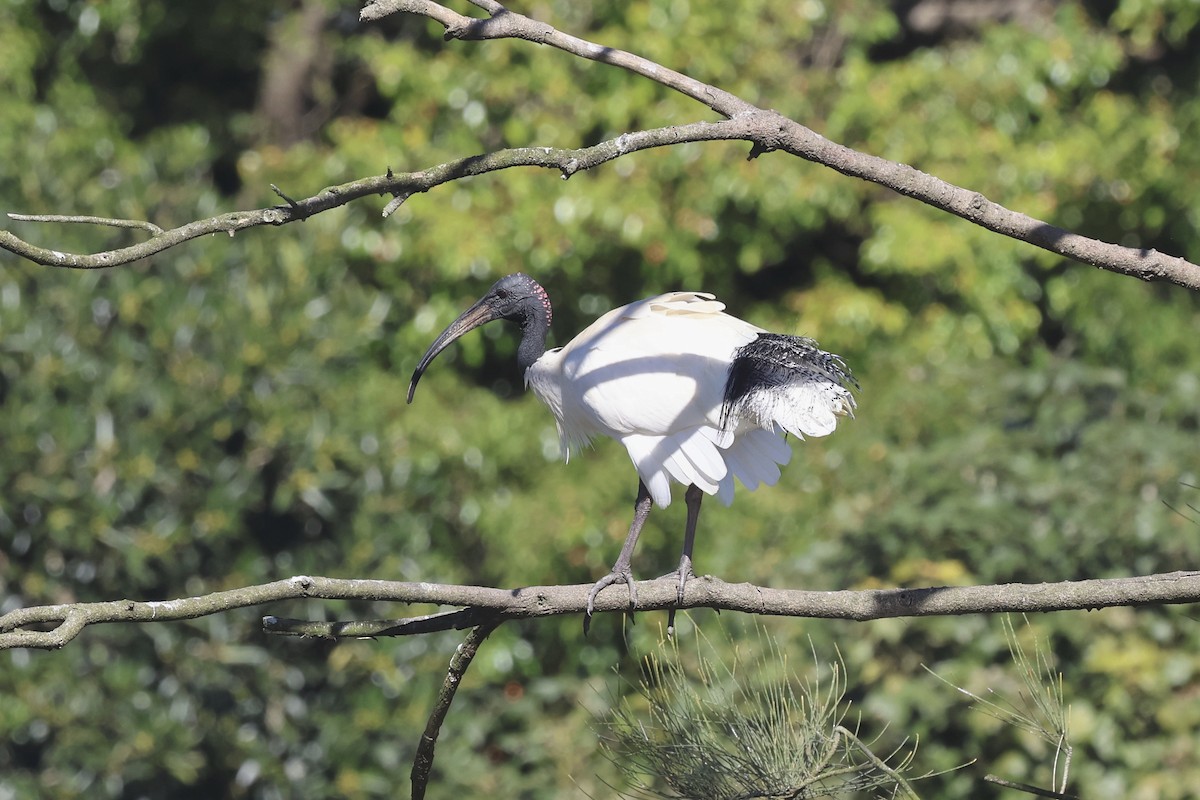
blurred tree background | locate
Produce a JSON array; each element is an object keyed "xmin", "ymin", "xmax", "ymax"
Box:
[{"xmin": 2, "ymin": 0, "xmax": 1199, "ymax": 797}]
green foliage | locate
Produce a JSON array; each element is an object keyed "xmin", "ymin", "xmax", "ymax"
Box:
[
  {"xmin": 928, "ymin": 616, "xmax": 1073, "ymax": 796},
  {"xmin": 602, "ymin": 624, "xmax": 920, "ymax": 799},
  {"xmin": 2, "ymin": 0, "xmax": 1199, "ymax": 797}
]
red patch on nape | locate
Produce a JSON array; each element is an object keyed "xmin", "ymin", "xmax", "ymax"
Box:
[{"xmin": 535, "ymin": 285, "xmax": 553, "ymax": 326}]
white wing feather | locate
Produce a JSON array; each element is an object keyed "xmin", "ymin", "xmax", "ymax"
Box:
[{"xmin": 525, "ymin": 291, "xmax": 851, "ymax": 508}]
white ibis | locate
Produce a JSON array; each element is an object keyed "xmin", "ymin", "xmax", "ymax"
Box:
[{"xmin": 407, "ymin": 273, "xmax": 857, "ymax": 626}]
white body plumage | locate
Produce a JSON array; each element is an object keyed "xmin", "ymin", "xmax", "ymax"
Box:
[{"xmin": 524, "ymin": 290, "xmax": 856, "ymax": 509}]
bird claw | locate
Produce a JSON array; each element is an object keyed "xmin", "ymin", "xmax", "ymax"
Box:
[
  {"xmin": 584, "ymin": 569, "xmax": 638, "ymax": 634},
  {"xmin": 674, "ymin": 555, "xmax": 695, "ymax": 606},
  {"xmin": 666, "ymin": 556, "xmax": 696, "ymax": 636}
]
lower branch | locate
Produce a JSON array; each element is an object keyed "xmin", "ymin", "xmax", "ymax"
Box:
[
  {"xmin": 2, "ymin": 570, "xmax": 1198, "ymax": 650},
  {"xmin": 411, "ymin": 621, "xmax": 501, "ymax": 800}
]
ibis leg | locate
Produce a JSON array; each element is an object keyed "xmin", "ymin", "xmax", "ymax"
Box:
[
  {"xmin": 586, "ymin": 480, "xmax": 653, "ymax": 626},
  {"xmin": 668, "ymin": 484, "xmax": 703, "ymax": 632}
]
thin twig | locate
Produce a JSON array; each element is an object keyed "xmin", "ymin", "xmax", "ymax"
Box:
[
  {"xmin": 411, "ymin": 620, "xmax": 501, "ymax": 800},
  {"xmin": 7, "ymin": 212, "xmax": 164, "ymax": 235},
  {"xmin": 984, "ymin": 774, "xmax": 1077, "ymax": 799},
  {"xmin": 362, "ymin": 0, "xmax": 753, "ymax": 117},
  {"xmin": 381, "ymin": 192, "xmax": 411, "ymax": 218},
  {"xmin": 270, "ymin": 184, "xmax": 301, "ymax": 209},
  {"xmin": 263, "ymin": 606, "xmax": 498, "ymax": 638},
  {"xmin": 833, "ymin": 726, "xmax": 920, "ymax": 800}
]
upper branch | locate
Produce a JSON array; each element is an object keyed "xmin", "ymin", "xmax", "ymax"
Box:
[
  {"xmin": 3, "ymin": 570, "xmax": 1198, "ymax": 650},
  {"xmin": 360, "ymin": 0, "xmax": 1200, "ymax": 291},
  {"xmin": 360, "ymin": 0, "xmax": 753, "ymax": 117},
  {"xmin": 7, "ymin": 213, "xmax": 165, "ymax": 235},
  {"xmin": 1, "ymin": 119, "xmax": 748, "ymax": 269},
  {"xmin": 765, "ymin": 120, "xmax": 1200, "ymax": 289},
  {"xmin": 4, "ymin": 0, "xmax": 1196, "ymax": 290}
]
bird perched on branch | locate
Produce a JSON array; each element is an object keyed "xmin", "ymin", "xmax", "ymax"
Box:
[{"xmin": 408, "ymin": 273, "xmax": 857, "ymax": 628}]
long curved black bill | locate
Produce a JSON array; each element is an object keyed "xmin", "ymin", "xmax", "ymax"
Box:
[{"xmin": 407, "ymin": 299, "xmax": 498, "ymax": 404}]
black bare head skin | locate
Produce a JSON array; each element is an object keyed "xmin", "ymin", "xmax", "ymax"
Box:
[
  {"xmin": 482, "ymin": 273, "xmax": 553, "ymax": 329},
  {"xmin": 407, "ymin": 273, "xmax": 554, "ymax": 403}
]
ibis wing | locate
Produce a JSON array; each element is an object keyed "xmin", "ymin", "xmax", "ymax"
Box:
[
  {"xmin": 524, "ymin": 292, "xmax": 853, "ymax": 509},
  {"xmin": 553, "ymin": 293, "xmax": 769, "ymax": 507},
  {"xmin": 561, "ymin": 292, "xmax": 760, "ymax": 438}
]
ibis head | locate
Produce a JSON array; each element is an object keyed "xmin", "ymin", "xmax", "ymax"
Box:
[{"xmin": 407, "ymin": 273, "xmax": 553, "ymax": 403}]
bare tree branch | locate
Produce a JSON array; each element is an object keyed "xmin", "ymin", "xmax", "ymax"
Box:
[
  {"xmin": 2, "ymin": 0, "xmax": 1196, "ymax": 290},
  {"xmin": 360, "ymin": 0, "xmax": 1200, "ymax": 291},
  {"xmin": 6, "ymin": 213, "xmax": 165, "ymax": 235},
  {"xmin": 263, "ymin": 606, "xmax": 495, "ymax": 638},
  {"xmin": 361, "ymin": 0, "xmax": 754, "ymax": 117},
  {"xmin": 411, "ymin": 621, "xmax": 501, "ymax": 800},
  {"xmin": 3, "ymin": 570, "xmax": 1199, "ymax": 651},
  {"xmin": 0, "ymin": 119, "xmax": 755, "ymax": 269}
]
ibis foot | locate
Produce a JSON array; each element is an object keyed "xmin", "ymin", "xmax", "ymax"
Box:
[
  {"xmin": 586, "ymin": 479, "xmax": 653, "ymax": 634},
  {"xmin": 665, "ymin": 556, "xmax": 696, "ymax": 636},
  {"xmin": 584, "ymin": 568, "xmax": 638, "ymax": 634},
  {"xmin": 674, "ymin": 554, "xmax": 695, "ymax": 606}
]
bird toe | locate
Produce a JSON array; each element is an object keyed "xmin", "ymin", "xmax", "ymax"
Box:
[
  {"xmin": 586, "ymin": 568, "xmax": 637, "ymax": 618},
  {"xmin": 674, "ymin": 556, "xmax": 696, "ymax": 605}
]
